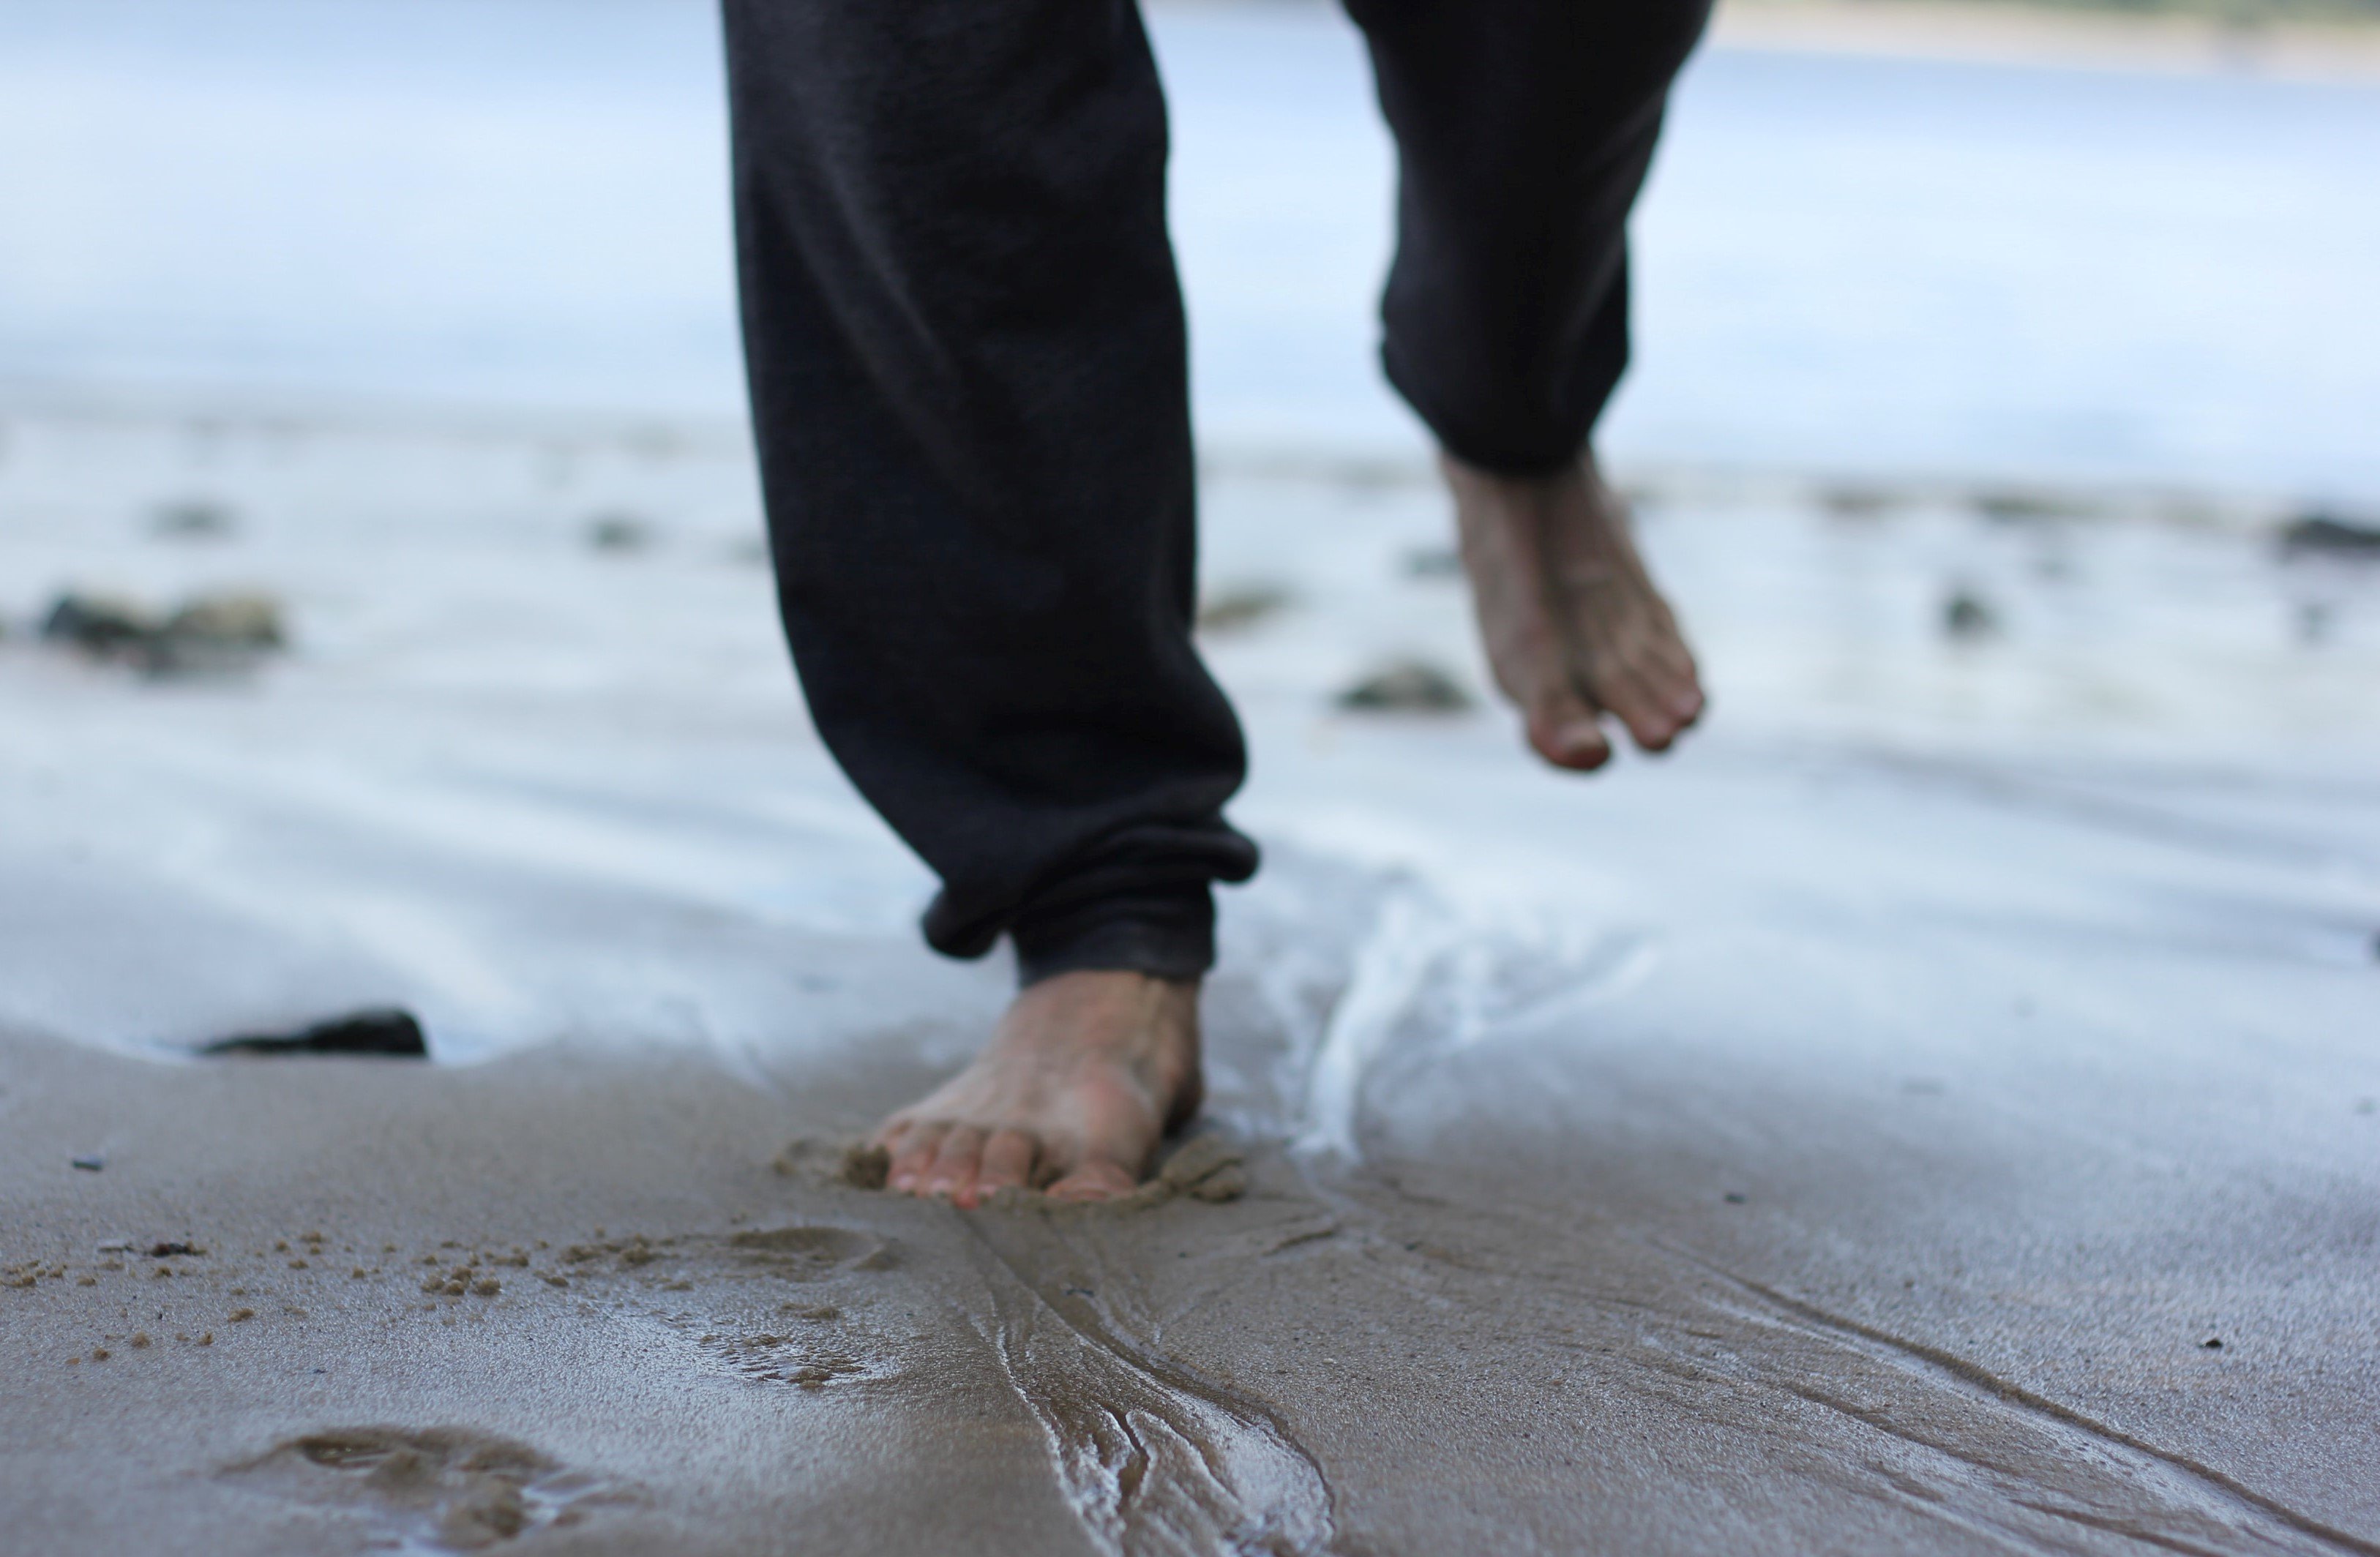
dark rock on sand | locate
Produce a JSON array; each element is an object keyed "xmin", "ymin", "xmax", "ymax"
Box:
[
  {"xmin": 1336, "ymin": 658, "xmax": 1472, "ymax": 712},
  {"xmin": 173, "ymin": 593, "xmax": 281, "ymax": 646},
  {"xmin": 150, "ymin": 500, "xmax": 238, "ymax": 540},
  {"xmin": 2278, "ymin": 511, "xmax": 2380, "ymax": 558},
  {"xmin": 42, "ymin": 593, "xmax": 164, "ymax": 656},
  {"xmin": 40, "ymin": 589, "xmax": 286, "ymax": 674},
  {"xmin": 147, "ymin": 591, "xmax": 288, "ymax": 675},
  {"xmin": 1819, "ymin": 483, "xmax": 1901, "ymax": 518},
  {"xmin": 1975, "ymin": 487, "xmax": 2089, "ymax": 522},
  {"xmin": 165, "ymin": 592, "xmax": 283, "ymax": 649},
  {"xmin": 1197, "ymin": 582, "xmax": 1293, "ymax": 633},
  {"xmin": 585, "ymin": 513, "xmax": 652, "ymax": 553},
  {"xmin": 1942, "ymin": 588, "xmax": 2000, "ymax": 640},
  {"xmin": 1402, "ymin": 544, "xmax": 1462, "ymax": 578},
  {"xmin": 199, "ymin": 1008, "xmax": 427, "ymax": 1059}
]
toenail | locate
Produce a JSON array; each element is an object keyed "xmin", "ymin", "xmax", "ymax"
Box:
[{"xmin": 1559, "ymin": 729, "xmax": 1605, "ymax": 759}]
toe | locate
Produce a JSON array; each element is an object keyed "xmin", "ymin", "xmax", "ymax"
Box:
[
  {"xmin": 1526, "ymin": 687, "xmax": 1611, "ymax": 772},
  {"xmin": 887, "ymin": 1122, "xmax": 950, "ymax": 1195},
  {"xmin": 1644, "ymin": 639, "xmax": 1706, "ymax": 726},
  {"xmin": 1596, "ymin": 650, "xmax": 1691, "ymax": 753},
  {"xmin": 924, "ymin": 1125, "xmax": 987, "ymax": 1203},
  {"xmin": 1046, "ymin": 1158, "xmax": 1139, "ymax": 1203},
  {"xmin": 972, "ymin": 1128, "xmax": 1038, "ymax": 1203}
]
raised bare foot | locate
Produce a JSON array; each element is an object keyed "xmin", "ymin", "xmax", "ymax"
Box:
[
  {"xmin": 872, "ymin": 970, "xmax": 1202, "ymax": 1208},
  {"xmin": 1445, "ymin": 452, "xmax": 1705, "ymax": 771}
]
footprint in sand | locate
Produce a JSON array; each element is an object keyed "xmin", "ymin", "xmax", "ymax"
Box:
[
  {"xmin": 726, "ymin": 1225, "xmax": 895, "ymax": 1280},
  {"xmin": 689, "ymin": 1228, "xmax": 896, "ymax": 1386},
  {"xmin": 223, "ymin": 1426, "xmax": 632, "ymax": 1551}
]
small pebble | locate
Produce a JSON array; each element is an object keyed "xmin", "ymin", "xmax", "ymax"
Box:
[
  {"xmin": 150, "ymin": 499, "xmax": 236, "ymax": 539},
  {"xmin": 1942, "ymin": 589, "xmax": 1999, "ymax": 640},
  {"xmin": 1336, "ymin": 659, "xmax": 1472, "ymax": 713},
  {"xmin": 585, "ymin": 514, "xmax": 651, "ymax": 553}
]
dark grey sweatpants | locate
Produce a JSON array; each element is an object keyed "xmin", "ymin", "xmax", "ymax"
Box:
[{"xmin": 720, "ymin": 0, "xmax": 1711, "ymax": 984}]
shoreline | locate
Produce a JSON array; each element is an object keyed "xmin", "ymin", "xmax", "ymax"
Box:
[
  {"xmin": 0, "ymin": 397, "xmax": 2361, "ymax": 539},
  {"xmin": 1153, "ymin": 0, "xmax": 2380, "ymax": 79},
  {"xmin": 1714, "ymin": 0, "xmax": 2380, "ymax": 79}
]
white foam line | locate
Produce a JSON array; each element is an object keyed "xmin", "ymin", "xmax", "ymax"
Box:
[{"xmin": 1291, "ymin": 890, "xmax": 1462, "ymax": 1162}]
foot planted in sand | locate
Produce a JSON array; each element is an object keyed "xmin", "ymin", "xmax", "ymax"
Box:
[{"xmin": 872, "ymin": 971, "xmax": 1202, "ymax": 1208}]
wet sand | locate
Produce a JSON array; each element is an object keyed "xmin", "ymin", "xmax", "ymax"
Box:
[
  {"xmin": 6, "ymin": 410, "xmax": 2379, "ymax": 1552},
  {"xmin": 7, "ymin": 956, "xmax": 2376, "ymax": 1553}
]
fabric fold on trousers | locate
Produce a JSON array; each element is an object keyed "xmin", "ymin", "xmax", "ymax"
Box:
[
  {"xmin": 720, "ymin": 0, "xmax": 1709, "ymax": 980},
  {"xmin": 1346, "ymin": 0, "xmax": 1713, "ymax": 476},
  {"xmin": 722, "ymin": 0, "xmax": 1256, "ymax": 983}
]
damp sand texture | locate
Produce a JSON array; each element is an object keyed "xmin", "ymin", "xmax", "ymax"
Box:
[{"xmin": 6, "ymin": 980, "xmax": 2379, "ymax": 1557}]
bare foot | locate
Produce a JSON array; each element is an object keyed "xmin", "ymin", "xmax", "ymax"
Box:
[
  {"xmin": 872, "ymin": 970, "xmax": 1202, "ymax": 1208},
  {"xmin": 1444, "ymin": 452, "xmax": 1705, "ymax": 771}
]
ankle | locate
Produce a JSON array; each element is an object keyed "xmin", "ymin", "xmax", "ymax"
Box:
[{"xmin": 1006, "ymin": 970, "xmax": 1197, "ymax": 1051}]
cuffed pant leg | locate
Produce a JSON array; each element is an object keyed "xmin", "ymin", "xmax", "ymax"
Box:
[
  {"xmin": 722, "ymin": 0, "xmax": 1257, "ymax": 984},
  {"xmin": 1343, "ymin": 0, "xmax": 1715, "ymax": 475}
]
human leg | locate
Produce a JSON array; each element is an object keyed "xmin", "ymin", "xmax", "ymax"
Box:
[
  {"xmin": 1345, "ymin": 0, "xmax": 1715, "ymax": 765},
  {"xmin": 721, "ymin": 0, "xmax": 1252, "ymax": 1198}
]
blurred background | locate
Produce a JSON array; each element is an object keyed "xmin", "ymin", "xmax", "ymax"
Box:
[
  {"xmin": 4, "ymin": 0, "xmax": 2377, "ymax": 489},
  {"xmin": 3, "ymin": 0, "xmax": 2376, "ymax": 1058}
]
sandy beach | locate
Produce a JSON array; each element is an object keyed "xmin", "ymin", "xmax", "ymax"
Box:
[
  {"xmin": 4, "ymin": 407, "xmax": 2377, "ymax": 1552},
  {"xmin": 6, "ymin": 0, "xmax": 2379, "ymax": 1550}
]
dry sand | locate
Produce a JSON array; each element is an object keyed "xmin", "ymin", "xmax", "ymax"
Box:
[{"xmin": 4, "ymin": 412, "xmax": 2379, "ymax": 1553}]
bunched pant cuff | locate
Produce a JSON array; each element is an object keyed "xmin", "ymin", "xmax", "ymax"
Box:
[{"xmin": 1009, "ymin": 885, "xmax": 1218, "ymax": 986}]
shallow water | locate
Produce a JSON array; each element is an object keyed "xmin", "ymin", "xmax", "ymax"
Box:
[{"xmin": 1, "ymin": 413, "xmax": 2373, "ymax": 1075}]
